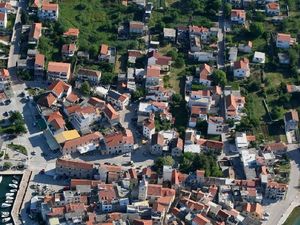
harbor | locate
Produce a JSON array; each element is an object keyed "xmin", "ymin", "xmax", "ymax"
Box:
[
  {"xmin": 0, "ymin": 174, "xmax": 21, "ymax": 225},
  {"xmin": 0, "ymin": 170, "xmax": 31, "ymax": 225}
]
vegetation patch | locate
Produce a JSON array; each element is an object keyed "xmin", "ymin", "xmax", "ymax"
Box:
[{"xmin": 7, "ymin": 143, "xmax": 28, "ymax": 156}]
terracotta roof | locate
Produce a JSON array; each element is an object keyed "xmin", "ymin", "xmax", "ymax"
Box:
[
  {"xmin": 0, "ymin": 68, "xmax": 9, "ymax": 78},
  {"xmin": 133, "ymin": 220, "xmax": 153, "ymax": 225},
  {"xmin": 243, "ymin": 203, "xmax": 263, "ymax": 218},
  {"xmin": 151, "ymin": 133, "xmax": 164, "ymax": 146},
  {"xmin": 48, "ymin": 80, "xmax": 71, "ymax": 97},
  {"xmin": 65, "ymin": 105, "xmax": 81, "ymax": 115},
  {"xmin": 267, "ymin": 181, "xmax": 288, "ymax": 190},
  {"xmin": 0, "ymin": 2, "xmax": 12, "ymax": 9},
  {"xmin": 146, "ymin": 65, "xmax": 160, "ymax": 77},
  {"xmin": 46, "ymin": 111, "xmax": 65, "ymax": 129},
  {"xmin": 191, "ymin": 106, "xmax": 208, "ymax": 115},
  {"xmin": 264, "ymin": 142, "xmax": 287, "ymax": 152},
  {"xmin": 277, "ymin": 33, "xmax": 291, "ymax": 42},
  {"xmin": 234, "ymin": 57, "xmax": 249, "ymax": 70},
  {"xmin": 103, "ymin": 103, "xmax": 119, "ymax": 120},
  {"xmin": 65, "ymin": 203, "xmax": 85, "ymax": 213},
  {"xmin": 66, "ymin": 92, "xmax": 79, "ymax": 103},
  {"xmin": 56, "ymin": 158, "xmax": 93, "ymax": 170},
  {"xmin": 42, "ymin": 3, "xmax": 58, "ymax": 11},
  {"xmin": 226, "ymin": 94, "xmax": 245, "ymax": 110},
  {"xmin": 103, "ymin": 130, "xmax": 133, "ymax": 148},
  {"xmin": 48, "ymin": 61, "xmax": 71, "ymax": 74},
  {"xmin": 246, "ymin": 135, "xmax": 256, "ymax": 141},
  {"xmin": 35, "ymin": 53, "xmax": 45, "ymax": 67},
  {"xmin": 231, "ymin": 9, "xmax": 246, "ymax": 18},
  {"xmin": 0, "ymin": 13, "xmax": 5, "ymax": 21},
  {"xmin": 192, "ymin": 214, "xmax": 211, "ymax": 225},
  {"xmin": 267, "ymin": 2, "xmax": 280, "ymax": 10},
  {"xmin": 62, "ymin": 44, "xmax": 76, "ymax": 54},
  {"xmin": 144, "ymin": 118, "xmax": 155, "ymax": 130},
  {"xmin": 49, "ymin": 206, "xmax": 65, "ymax": 216},
  {"xmin": 191, "ymin": 90, "xmax": 211, "ymax": 97},
  {"xmin": 64, "ymin": 28, "xmax": 80, "ymax": 37},
  {"xmin": 70, "ymin": 179, "xmax": 102, "ymax": 187},
  {"xmin": 148, "ymin": 184, "xmax": 163, "ymax": 196},
  {"xmin": 98, "ymin": 184, "xmax": 117, "ymax": 202},
  {"xmin": 189, "ymin": 25, "xmax": 209, "ymax": 33},
  {"xmin": 37, "ymin": 92, "xmax": 56, "ymax": 107},
  {"xmin": 199, "ymin": 63, "xmax": 212, "ymax": 80},
  {"xmin": 128, "ymin": 50, "xmax": 143, "ymax": 58},
  {"xmin": 285, "ymin": 110, "xmax": 299, "ymax": 122},
  {"xmin": 88, "ymin": 97, "xmax": 105, "ymax": 107},
  {"xmin": 196, "ymin": 170, "xmax": 205, "ymax": 177},
  {"xmin": 199, "ymin": 138, "xmax": 224, "ymax": 150},
  {"xmin": 31, "ymin": 23, "xmax": 42, "ymax": 40},
  {"xmin": 62, "ymin": 132, "xmax": 102, "ymax": 152},
  {"xmin": 100, "ymin": 44, "xmax": 109, "ymax": 55},
  {"xmin": 77, "ymin": 68, "xmax": 101, "ymax": 78},
  {"xmin": 100, "ymin": 164, "xmax": 122, "ymax": 173},
  {"xmin": 128, "ymin": 168, "xmax": 137, "ymax": 179},
  {"xmin": 129, "ymin": 21, "xmax": 144, "ymax": 30},
  {"xmin": 0, "ymin": 92, "xmax": 7, "ymax": 101}
]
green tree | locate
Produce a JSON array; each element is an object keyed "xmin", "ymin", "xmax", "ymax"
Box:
[
  {"xmin": 174, "ymin": 57, "xmax": 185, "ymax": 68},
  {"xmin": 166, "ymin": 50, "xmax": 178, "ymax": 60},
  {"xmin": 211, "ymin": 69, "xmax": 227, "ymax": 86},
  {"xmin": 132, "ymin": 88, "xmax": 145, "ymax": 101},
  {"xmin": 9, "ymin": 111, "xmax": 23, "ymax": 123},
  {"xmin": 271, "ymin": 106, "xmax": 284, "ymax": 120},
  {"xmin": 224, "ymin": 3, "xmax": 232, "ymax": 18},
  {"xmin": 154, "ymin": 156, "xmax": 174, "ymax": 172},
  {"xmin": 172, "ymin": 93, "xmax": 182, "ymax": 103},
  {"xmin": 196, "ymin": 119, "xmax": 208, "ymax": 135},
  {"xmin": 15, "ymin": 123, "xmax": 27, "ymax": 134},
  {"xmin": 81, "ymin": 81, "xmax": 91, "ymax": 95},
  {"xmin": 249, "ymin": 22, "xmax": 264, "ymax": 38},
  {"xmin": 101, "ymin": 72, "xmax": 115, "ymax": 85}
]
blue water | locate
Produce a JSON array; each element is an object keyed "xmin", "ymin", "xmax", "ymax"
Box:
[
  {"xmin": 293, "ymin": 217, "xmax": 300, "ymax": 225},
  {"xmin": 0, "ymin": 175, "xmax": 21, "ymax": 224}
]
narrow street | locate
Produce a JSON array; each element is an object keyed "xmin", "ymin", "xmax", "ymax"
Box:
[{"xmin": 264, "ymin": 144, "xmax": 300, "ymax": 225}]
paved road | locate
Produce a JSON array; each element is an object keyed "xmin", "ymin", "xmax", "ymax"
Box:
[
  {"xmin": 217, "ymin": 8, "xmax": 225, "ymax": 68},
  {"xmin": 264, "ymin": 144, "xmax": 300, "ymax": 225}
]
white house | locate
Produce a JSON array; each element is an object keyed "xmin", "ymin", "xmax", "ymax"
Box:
[
  {"xmin": 198, "ymin": 64, "xmax": 213, "ymax": 86},
  {"xmin": 231, "ymin": 9, "xmax": 246, "ymax": 24},
  {"xmin": 233, "ymin": 58, "xmax": 250, "ymax": 78},
  {"xmin": 265, "ymin": 3, "xmax": 280, "ymax": 16},
  {"xmin": 276, "ymin": 33, "xmax": 294, "ymax": 49},
  {"xmin": 143, "ymin": 118, "xmax": 155, "ymax": 140},
  {"xmin": 0, "ymin": 12, "xmax": 7, "ymax": 29},
  {"xmin": 252, "ymin": 51, "xmax": 265, "ymax": 64},
  {"xmin": 235, "ymin": 132, "xmax": 249, "ymax": 150},
  {"xmin": 38, "ymin": 3, "xmax": 59, "ymax": 21},
  {"xmin": 207, "ymin": 116, "xmax": 226, "ymax": 135}
]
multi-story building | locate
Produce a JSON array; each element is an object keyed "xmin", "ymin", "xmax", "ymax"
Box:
[
  {"xmin": 55, "ymin": 158, "xmax": 94, "ymax": 179},
  {"xmin": 102, "ymin": 130, "xmax": 134, "ymax": 155},
  {"xmin": 38, "ymin": 3, "xmax": 59, "ymax": 21},
  {"xmin": 106, "ymin": 89, "xmax": 129, "ymax": 111},
  {"xmin": 265, "ymin": 181, "xmax": 288, "ymax": 200},
  {"xmin": 76, "ymin": 68, "xmax": 101, "ymax": 85},
  {"xmin": 47, "ymin": 62, "xmax": 71, "ymax": 82},
  {"xmin": 61, "ymin": 132, "xmax": 102, "ymax": 155},
  {"xmin": 34, "ymin": 53, "xmax": 45, "ymax": 78}
]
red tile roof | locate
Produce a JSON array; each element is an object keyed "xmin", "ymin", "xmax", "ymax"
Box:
[
  {"xmin": 37, "ymin": 92, "xmax": 56, "ymax": 107},
  {"xmin": 48, "ymin": 80, "xmax": 71, "ymax": 97},
  {"xmin": 64, "ymin": 28, "xmax": 80, "ymax": 37},
  {"xmin": 234, "ymin": 57, "xmax": 249, "ymax": 70},
  {"xmin": 146, "ymin": 65, "xmax": 160, "ymax": 77},
  {"xmin": 42, "ymin": 3, "xmax": 58, "ymax": 11},
  {"xmin": 56, "ymin": 158, "xmax": 93, "ymax": 170},
  {"xmin": 192, "ymin": 214, "xmax": 211, "ymax": 225},
  {"xmin": 103, "ymin": 104, "xmax": 119, "ymax": 120},
  {"xmin": 48, "ymin": 61, "xmax": 71, "ymax": 74},
  {"xmin": 231, "ymin": 9, "xmax": 246, "ymax": 18},
  {"xmin": 62, "ymin": 132, "xmax": 102, "ymax": 153},
  {"xmin": 35, "ymin": 53, "xmax": 45, "ymax": 67},
  {"xmin": 100, "ymin": 44, "xmax": 109, "ymax": 55}
]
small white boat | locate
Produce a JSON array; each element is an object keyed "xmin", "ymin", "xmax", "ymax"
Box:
[
  {"xmin": 6, "ymin": 196, "xmax": 14, "ymax": 200},
  {"xmin": 2, "ymin": 217, "xmax": 11, "ymax": 223},
  {"xmin": 10, "ymin": 189, "xmax": 17, "ymax": 193},
  {"xmin": 13, "ymin": 175, "xmax": 20, "ymax": 180},
  {"xmin": 0, "ymin": 176, "xmax": 3, "ymax": 183},
  {"xmin": 1, "ymin": 212, "xmax": 9, "ymax": 218},
  {"xmin": 5, "ymin": 200, "xmax": 13, "ymax": 204},
  {"xmin": 5, "ymin": 193, "xmax": 14, "ymax": 197},
  {"xmin": 1, "ymin": 203, "xmax": 11, "ymax": 208},
  {"xmin": 12, "ymin": 180, "xmax": 18, "ymax": 185},
  {"xmin": 9, "ymin": 184, "xmax": 17, "ymax": 188}
]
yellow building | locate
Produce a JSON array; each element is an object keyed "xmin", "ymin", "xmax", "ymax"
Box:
[{"xmin": 54, "ymin": 130, "xmax": 80, "ymax": 144}]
